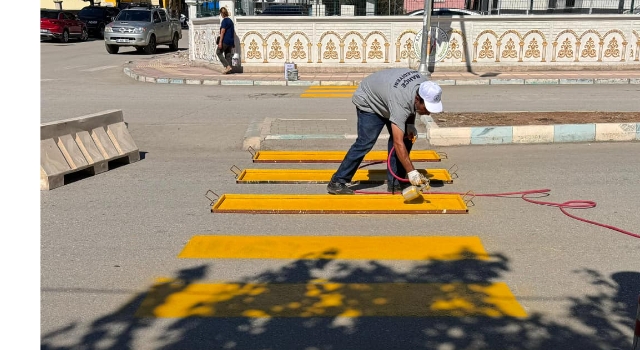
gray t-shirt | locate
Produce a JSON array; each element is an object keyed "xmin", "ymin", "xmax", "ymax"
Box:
[{"xmin": 352, "ymin": 68, "xmax": 426, "ymax": 133}]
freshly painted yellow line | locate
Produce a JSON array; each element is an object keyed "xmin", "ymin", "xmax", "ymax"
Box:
[
  {"xmin": 300, "ymin": 86, "xmax": 358, "ymax": 97},
  {"xmin": 306, "ymin": 86, "xmax": 358, "ymax": 89},
  {"xmin": 252, "ymin": 150, "xmax": 441, "ymax": 163},
  {"xmin": 303, "ymin": 88, "xmax": 357, "ymax": 91},
  {"xmin": 301, "ymin": 93, "xmax": 354, "ymax": 98},
  {"xmin": 211, "ymin": 194, "xmax": 468, "ymax": 214},
  {"xmin": 235, "ymin": 168, "xmax": 453, "ymax": 184},
  {"xmin": 178, "ymin": 236, "xmax": 489, "ymax": 260},
  {"xmin": 135, "ymin": 279, "xmax": 527, "ymax": 318}
]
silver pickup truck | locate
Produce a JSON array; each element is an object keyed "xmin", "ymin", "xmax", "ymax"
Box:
[{"xmin": 104, "ymin": 7, "xmax": 181, "ymax": 54}]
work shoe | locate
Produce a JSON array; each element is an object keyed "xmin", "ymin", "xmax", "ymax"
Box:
[{"xmin": 327, "ymin": 181, "xmax": 354, "ymax": 195}]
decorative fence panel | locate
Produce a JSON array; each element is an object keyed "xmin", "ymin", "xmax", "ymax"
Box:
[{"xmin": 189, "ymin": 13, "xmax": 640, "ymax": 71}]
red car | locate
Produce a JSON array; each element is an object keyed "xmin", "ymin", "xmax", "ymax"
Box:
[{"xmin": 41, "ymin": 9, "xmax": 88, "ymax": 43}]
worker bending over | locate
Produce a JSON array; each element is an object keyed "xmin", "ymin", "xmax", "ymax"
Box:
[{"xmin": 327, "ymin": 68, "xmax": 444, "ymax": 195}]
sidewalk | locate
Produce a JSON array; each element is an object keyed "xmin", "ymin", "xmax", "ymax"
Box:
[
  {"xmin": 124, "ymin": 55, "xmax": 640, "ymax": 86},
  {"xmin": 123, "ymin": 54, "xmax": 640, "ymax": 149}
]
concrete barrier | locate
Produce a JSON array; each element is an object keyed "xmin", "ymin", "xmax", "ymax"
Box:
[
  {"xmin": 633, "ymin": 294, "xmax": 639, "ymax": 350},
  {"xmin": 40, "ymin": 109, "xmax": 140, "ymax": 190}
]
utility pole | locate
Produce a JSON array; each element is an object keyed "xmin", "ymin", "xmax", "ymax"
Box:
[{"xmin": 417, "ymin": 0, "xmax": 433, "ymax": 79}]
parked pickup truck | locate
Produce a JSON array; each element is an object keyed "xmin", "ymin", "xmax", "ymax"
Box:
[{"xmin": 103, "ymin": 6, "xmax": 181, "ymax": 54}]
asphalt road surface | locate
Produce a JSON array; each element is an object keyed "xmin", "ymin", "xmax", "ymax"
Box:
[{"xmin": 39, "ymin": 31, "xmax": 640, "ymax": 350}]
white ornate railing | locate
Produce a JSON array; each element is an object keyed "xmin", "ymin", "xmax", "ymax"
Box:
[{"xmin": 187, "ymin": 8, "xmax": 640, "ymax": 72}]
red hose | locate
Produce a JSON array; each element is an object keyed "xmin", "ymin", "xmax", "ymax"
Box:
[
  {"xmin": 354, "ymin": 146, "xmax": 640, "ymax": 239},
  {"xmin": 386, "ymin": 147, "xmax": 410, "ymax": 183}
]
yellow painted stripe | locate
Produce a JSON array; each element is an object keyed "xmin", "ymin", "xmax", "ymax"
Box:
[
  {"xmin": 211, "ymin": 194, "xmax": 468, "ymax": 214},
  {"xmin": 301, "ymin": 85, "xmax": 357, "ymax": 98},
  {"xmin": 135, "ymin": 279, "xmax": 527, "ymax": 318},
  {"xmin": 252, "ymin": 150, "xmax": 441, "ymax": 163},
  {"xmin": 303, "ymin": 89, "xmax": 357, "ymax": 92},
  {"xmin": 301, "ymin": 93, "xmax": 354, "ymax": 98},
  {"xmin": 235, "ymin": 168, "xmax": 453, "ymax": 184},
  {"xmin": 306, "ymin": 86, "xmax": 357, "ymax": 89},
  {"xmin": 179, "ymin": 236, "xmax": 488, "ymax": 260}
]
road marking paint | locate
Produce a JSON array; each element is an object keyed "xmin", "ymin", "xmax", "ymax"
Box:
[
  {"xmin": 210, "ymin": 194, "xmax": 467, "ymax": 214},
  {"xmin": 234, "ymin": 168, "xmax": 454, "ymax": 184},
  {"xmin": 81, "ymin": 65, "xmax": 118, "ymax": 72},
  {"xmin": 135, "ymin": 278, "xmax": 527, "ymax": 318},
  {"xmin": 301, "ymin": 93, "xmax": 354, "ymax": 98},
  {"xmin": 179, "ymin": 236, "xmax": 487, "ymax": 260},
  {"xmin": 251, "ymin": 149, "xmax": 441, "ymax": 163},
  {"xmin": 306, "ymin": 86, "xmax": 358, "ymax": 89},
  {"xmin": 300, "ymin": 85, "xmax": 358, "ymax": 98},
  {"xmin": 277, "ymin": 118, "xmax": 348, "ymax": 121}
]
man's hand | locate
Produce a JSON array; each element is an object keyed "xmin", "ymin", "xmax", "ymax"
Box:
[
  {"xmin": 408, "ymin": 170, "xmax": 428, "ymax": 186},
  {"xmin": 406, "ymin": 124, "xmax": 418, "ymax": 142}
]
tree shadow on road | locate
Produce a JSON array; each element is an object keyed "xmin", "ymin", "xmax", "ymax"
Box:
[{"xmin": 41, "ymin": 250, "xmax": 638, "ymax": 350}]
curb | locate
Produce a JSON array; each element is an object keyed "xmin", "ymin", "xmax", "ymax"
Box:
[
  {"xmin": 245, "ymin": 114, "xmax": 640, "ymax": 150},
  {"xmin": 420, "ymin": 115, "xmax": 640, "ymax": 146},
  {"xmin": 123, "ymin": 67, "xmax": 640, "ymax": 87},
  {"xmin": 243, "ymin": 117, "xmax": 274, "ymax": 151}
]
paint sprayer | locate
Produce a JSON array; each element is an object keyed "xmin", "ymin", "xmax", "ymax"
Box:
[
  {"xmin": 389, "ymin": 136, "xmax": 431, "ymax": 202},
  {"xmin": 401, "ymin": 180, "xmax": 430, "ymax": 201}
]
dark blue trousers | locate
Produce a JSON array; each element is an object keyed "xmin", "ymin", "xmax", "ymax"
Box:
[{"xmin": 331, "ymin": 108, "xmax": 413, "ymax": 187}]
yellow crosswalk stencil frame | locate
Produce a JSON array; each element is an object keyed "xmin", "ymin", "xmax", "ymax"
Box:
[
  {"xmin": 233, "ymin": 168, "xmax": 454, "ymax": 184},
  {"xmin": 250, "ymin": 150, "xmax": 444, "ymax": 163},
  {"xmin": 209, "ymin": 193, "xmax": 468, "ymax": 214}
]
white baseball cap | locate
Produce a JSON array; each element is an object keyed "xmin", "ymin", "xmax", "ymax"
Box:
[{"xmin": 418, "ymin": 81, "xmax": 443, "ymax": 113}]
